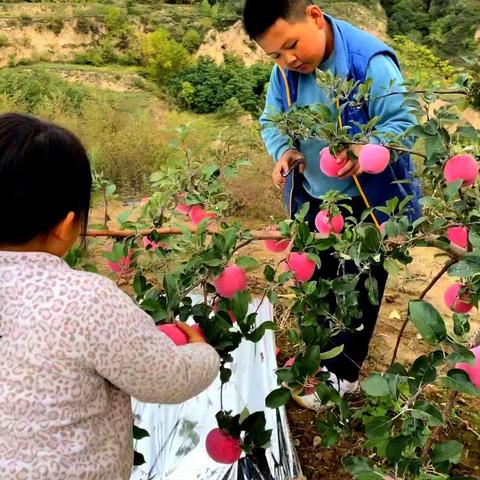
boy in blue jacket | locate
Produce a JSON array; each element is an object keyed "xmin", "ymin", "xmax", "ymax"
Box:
[{"xmin": 243, "ymin": 0, "xmax": 421, "ymax": 409}]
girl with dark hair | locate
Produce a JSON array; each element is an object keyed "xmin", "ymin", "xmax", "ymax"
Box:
[{"xmin": 0, "ymin": 113, "xmax": 220, "ymax": 478}]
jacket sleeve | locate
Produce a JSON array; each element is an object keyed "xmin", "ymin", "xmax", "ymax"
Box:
[
  {"xmin": 365, "ymin": 54, "xmax": 417, "ymax": 146},
  {"xmin": 85, "ymin": 277, "xmax": 220, "ymax": 404},
  {"xmin": 259, "ymin": 66, "xmax": 294, "ymax": 162}
]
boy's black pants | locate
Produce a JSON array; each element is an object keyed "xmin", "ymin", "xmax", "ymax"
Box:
[{"xmin": 296, "ymin": 194, "xmax": 388, "ymax": 382}]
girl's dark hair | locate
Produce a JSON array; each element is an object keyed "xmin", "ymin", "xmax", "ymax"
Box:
[
  {"xmin": 0, "ymin": 113, "xmax": 92, "ymax": 245},
  {"xmin": 243, "ymin": 0, "xmax": 312, "ymax": 40}
]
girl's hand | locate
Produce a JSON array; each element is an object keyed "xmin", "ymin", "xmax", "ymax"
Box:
[
  {"xmin": 175, "ymin": 321, "xmax": 206, "ymax": 343},
  {"xmin": 336, "ymin": 145, "xmax": 363, "ymax": 179}
]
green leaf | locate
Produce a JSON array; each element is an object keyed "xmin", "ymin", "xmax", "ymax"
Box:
[
  {"xmin": 411, "ymin": 401, "xmax": 444, "ymax": 427},
  {"xmin": 342, "ymin": 457, "xmax": 381, "ymax": 479},
  {"xmin": 117, "ymin": 209, "xmax": 131, "ymax": 225},
  {"xmin": 408, "ymin": 300, "xmax": 447, "ymax": 345},
  {"xmin": 307, "ymin": 252, "xmax": 322, "ymax": 267},
  {"xmin": 133, "ymin": 425, "xmax": 150, "ymax": 440},
  {"xmin": 383, "ymin": 258, "xmax": 400, "ymax": 276},
  {"xmin": 362, "ymin": 373, "xmax": 390, "ymax": 397},
  {"xmin": 264, "ymin": 265, "xmax": 275, "ymax": 282},
  {"xmin": 431, "ymin": 440, "xmax": 463, "ymax": 465},
  {"xmin": 236, "ymin": 256, "xmax": 259, "ymax": 270},
  {"xmin": 319, "ymin": 345, "xmax": 344, "ymax": 360},
  {"xmin": 442, "ymin": 369, "xmax": 480, "ymax": 396},
  {"xmin": 133, "ymin": 450, "xmax": 146, "ymax": 466},
  {"xmin": 456, "ymin": 125, "xmax": 478, "ymax": 141},
  {"xmin": 386, "ymin": 435, "xmax": 409, "ymax": 462},
  {"xmin": 448, "ymin": 256, "xmax": 480, "ymax": 278},
  {"xmin": 231, "ymin": 291, "xmax": 249, "ymax": 322},
  {"xmin": 365, "ymin": 275, "xmax": 379, "ymax": 305},
  {"xmin": 303, "ymin": 345, "xmax": 321, "ymax": 376},
  {"xmin": 267, "ymin": 290, "xmax": 278, "ymax": 304},
  {"xmin": 163, "ymin": 274, "xmax": 179, "ymax": 311},
  {"xmin": 447, "ymin": 342, "xmax": 475, "ymax": 365},
  {"xmin": 445, "ymin": 179, "xmax": 463, "ymax": 200},
  {"xmin": 365, "ymin": 416, "xmax": 391, "ymax": 440},
  {"xmin": 105, "ymin": 183, "xmax": 116, "ymax": 197},
  {"xmin": 278, "ymin": 271, "xmax": 293, "ymax": 284},
  {"xmin": 294, "ymin": 202, "xmax": 310, "ymax": 223},
  {"xmin": 265, "ymin": 387, "xmax": 292, "ymax": 408},
  {"xmin": 453, "ymin": 313, "xmax": 470, "ymax": 337},
  {"xmin": 140, "ymin": 298, "xmax": 161, "ymax": 312}
]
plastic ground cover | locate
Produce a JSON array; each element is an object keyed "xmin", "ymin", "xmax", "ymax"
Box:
[{"xmin": 131, "ymin": 296, "xmax": 302, "ymax": 480}]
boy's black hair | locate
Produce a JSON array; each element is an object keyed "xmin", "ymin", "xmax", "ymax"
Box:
[
  {"xmin": 243, "ymin": 0, "xmax": 313, "ymax": 40},
  {"xmin": 0, "ymin": 113, "xmax": 92, "ymax": 245}
]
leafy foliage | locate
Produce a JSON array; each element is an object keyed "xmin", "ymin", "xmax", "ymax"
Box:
[
  {"xmin": 168, "ymin": 55, "xmax": 271, "ymax": 114},
  {"xmin": 141, "ymin": 27, "xmax": 191, "ymax": 83}
]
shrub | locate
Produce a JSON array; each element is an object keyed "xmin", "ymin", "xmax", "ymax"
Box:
[
  {"xmin": 169, "ymin": 55, "xmax": 271, "ymax": 115},
  {"xmin": 0, "ymin": 69, "xmax": 86, "ymax": 112},
  {"xmin": 140, "ymin": 28, "xmax": 191, "ymax": 84},
  {"xmin": 74, "ymin": 38, "xmax": 118, "ymax": 66},
  {"xmin": 391, "ymin": 35, "xmax": 456, "ymax": 86},
  {"xmin": 0, "ymin": 35, "xmax": 10, "ymax": 48},
  {"xmin": 182, "ymin": 29, "xmax": 202, "ymax": 53},
  {"xmin": 217, "ymin": 97, "xmax": 244, "ymax": 118},
  {"xmin": 74, "ymin": 16, "xmax": 98, "ymax": 35},
  {"xmin": 45, "ymin": 15, "xmax": 64, "ymax": 35},
  {"xmin": 19, "ymin": 13, "xmax": 33, "ymax": 27}
]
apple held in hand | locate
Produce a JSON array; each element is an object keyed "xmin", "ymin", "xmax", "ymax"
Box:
[
  {"xmin": 358, "ymin": 144, "xmax": 390, "ymax": 174},
  {"xmin": 319, "ymin": 147, "xmax": 345, "ymax": 177},
  {"xmin": 157, "ymin": 324, "xmax": 188, "ymax": 346}
]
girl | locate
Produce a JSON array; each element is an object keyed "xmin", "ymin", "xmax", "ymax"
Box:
[{"xmin": 0, "ymin": 113, "xmax": 220, "ymax": 479}]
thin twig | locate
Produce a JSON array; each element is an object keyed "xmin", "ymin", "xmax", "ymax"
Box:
[
  {"xmin": 421, "ymin": 390, "xmax": 459, "ymax": 462},
  {"xmin": 353, "ymin": 89, "xmax": 467, "ymax": 109},
  {"xmin": 348, "ymin": 140, "xmax": 428, "ymax": 159},
  {"xmin": 390, "ymin": 258, "xmax": 457, "ymax": 366}
]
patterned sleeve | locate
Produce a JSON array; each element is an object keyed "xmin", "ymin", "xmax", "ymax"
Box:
[{"xmin": 85, "ymin": 276, "xmax": 220, "ymax": 404}]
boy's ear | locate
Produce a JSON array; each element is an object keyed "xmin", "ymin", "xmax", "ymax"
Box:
[
  {"xmin": 306, "ymin": 5, "xmax": 325, "ymax": 28},
  {"xmin": 52, "ymin": 211, "xmax": 77, "ymax": 241}
]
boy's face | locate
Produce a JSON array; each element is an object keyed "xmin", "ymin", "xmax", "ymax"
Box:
[{"xmin": 256, "ymin": 5, "xmax": 331, "ymax": 74}]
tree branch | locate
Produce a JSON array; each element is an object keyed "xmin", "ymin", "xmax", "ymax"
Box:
[
  {"xmin": 421, "ymin": 390, "xmax": 459, "ymax": 462},
  {"xmin": 390, "ymin": 257, "xmax": 457, "ymax": 366}
]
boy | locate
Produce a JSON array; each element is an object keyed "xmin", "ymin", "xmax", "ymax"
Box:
[{"xmin": 243, "ymin": 0, "xmax": 421, "ymax": 409}]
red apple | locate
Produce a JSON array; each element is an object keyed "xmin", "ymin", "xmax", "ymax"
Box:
[
  {"xmin": 285, "ymin": 252, "xmax": 316, "ymax": 282},
  {"xmin": 157, "ymin": 324, "xmax": 188, "ymax": 346},
  {"xmin": 315, "ymin": 210, "xmax": 344, "ymax": 236},
  {"xmin": 444, "ymin": 154, "xmax": 479, "ymax": 187},
  {"xmin": 319, "ymin": 147, "xmax": 345, "ymax": 177},
  {"xmin": 444, "ymin": 283, "xmax": 473, "ymax": 313},
  {"xmin": 205, "ymin": 428, "xmax": 242, "ymax": 464},
  {"xmin": 456, "ymin": 345, "xmax": 480, "ymax": 388},
  {"xmin": 214, "ymin": 265, "xmax": 247, "ymax": 298},
  {"xmin": 358, "ymin": 144, "xmax": 390, "ymax": 174},
  {"xmin": 447, "ymin": 226, "xmax": 468, "ymax": 249},
  {"xmin": 188, "ymin": 205, "xmax": 216, "ymax": 226}
]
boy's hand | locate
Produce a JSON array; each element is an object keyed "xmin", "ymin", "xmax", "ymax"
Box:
[
  {"xmin": 272, "ymin": 149, "xmax": 305, "ymax": 188},
  {"xmin": 336, "ymin": 145, "xmax": 363, "ymax": 179},
  {"xmin": 175, "ymin": 322, "xmax": 206, "ymax": 344}
]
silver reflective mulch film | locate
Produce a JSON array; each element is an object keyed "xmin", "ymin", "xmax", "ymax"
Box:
[{"xmin": 131, "ymin": 296, "xmax": 302, "ymax": 480}]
